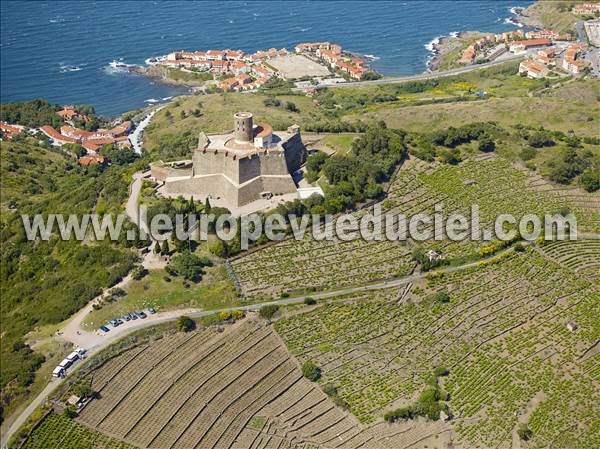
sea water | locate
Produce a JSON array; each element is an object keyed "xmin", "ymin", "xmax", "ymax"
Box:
[{"xmin": 0, "ymin": 0, "xmax": 531, "ymax": 116}]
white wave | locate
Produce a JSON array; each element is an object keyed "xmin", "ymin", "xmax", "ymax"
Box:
[
  {"xmin": 424, "ymin": 35, "xmax": 443, "ymax": 52},
  {"xmin": 59, "ymin": 63, "xmax": 83, "ymax": 73},
  {"xmin": 363, "ymin": 54, "xmax": 380, "ymax": 61},
  {"xmin": 104, "ymin": 59, "xmax": 137, "ymax": 74},
  {"xmin": 228, "ymin": 20, "xmax": 234, "ymax": 24},
  {"xmin": 145, "ymin": 98, "xmax": 159, "ymax": 103},
  {"xmin": 504, "ymin": 17, "xmax": 523, "ymax": 28},
  {"xmin": 509, "ymin": 6, "xmax": 523, "ymax": 15},
  {"xmin": 300, "ymin": 27, "xmax": 312, "ymax": 32},
  {"xmin": 449, "ymin": 31, "xmax": 460, "ymax": 38},
  {"xmin": 161, "ymin": 96, "xmax": 173, "ymax": 101}
]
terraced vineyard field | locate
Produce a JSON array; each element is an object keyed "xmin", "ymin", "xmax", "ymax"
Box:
[
  {"xmin": 232, "ymin": 155, "xmax": 599, "ymax": 299},
  {"xmin": 538, "ymin": 238, "xmax": 600, "ymax": 284},
  {"xmin": 524, "ymin": 171, "xmax": 600, "ymax": 232},
  {"xmin": 21, "ymin": 411, "xmax": 135, "ymax": 449},
  {"xmin": 43, "ymin": 318, "xmax": 454, "ymax": 449},
  {"xmin": 275, "ymin": 248, "xmax": 600, "ymax": 448}
]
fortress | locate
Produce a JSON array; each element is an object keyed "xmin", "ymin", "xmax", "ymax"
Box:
[{"xmin": 151, "ymin": 112, "xmax": 307, "ymax": 208}]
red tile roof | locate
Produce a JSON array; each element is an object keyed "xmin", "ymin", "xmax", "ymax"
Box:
[
  {"xmin": 78, "ymin": 154, "xmax": 105, "ymax": 166},
  {"xmin": 512, "ymin": 38, "xmax": 552, "ymax": 48},
  {"xmin": 40, "ymin": 125, "xmax": 77, "ymax": 143}
]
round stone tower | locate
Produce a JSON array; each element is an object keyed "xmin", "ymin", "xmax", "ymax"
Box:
[{"xmin": 234, "ymin": 112, "xmax": 253, "ymax": 143}]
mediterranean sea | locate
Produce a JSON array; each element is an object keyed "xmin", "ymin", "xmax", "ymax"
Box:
[{"xmin": 0, "ymin": 0, "xmax": 532, "ymax": 116}]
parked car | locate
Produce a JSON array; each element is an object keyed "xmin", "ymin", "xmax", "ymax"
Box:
[
  {"xmin": 123, "ymin": 314, "xmax": 131, "ymax": 321},
  {"xmin": 130, "ymin": 312, "xmax": 138, "ymax": 320},
  {"xmin": 148, "ymin": 307, "xmax": 156, "ymax": 315},
  {"xmin": 136, "ymin": 310, "xmax": 147, "ymax": 319},
  {"xmin": 100, "ymin": 325, "xmax": 110, "ymax": 332}
]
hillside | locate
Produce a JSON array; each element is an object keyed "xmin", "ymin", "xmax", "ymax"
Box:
[
  {"xmin": 518, "ymin": 1, "xmax": 583, "ymax": 34},
  {"xmin": 5, "ymin": 59, "xmax": 600, "ymax": 449},
  {"xmin": 0, "ymin": 140, "xmax": 140, "ymax": 427}
]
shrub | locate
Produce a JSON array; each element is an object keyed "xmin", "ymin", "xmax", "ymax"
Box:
[
  {"xmin": 478, "ymin": 135, "xmax": 496, "ymax": 152},
  {"xmin": 218, "ymin": 310, "xmax": 245, "ymax": 322},
  {"xmin": 304, "ymin": 297, "xmax": 317, "ymax": 305},
  {"xmin": 131, "ymin": 265, "xmax": 148, "ymax": 280},
  {"xmin": 528, "ymin": 130, "xmax": 555, "ymax": 148},
  {"xmin": 520, "ymin": 147, "xmax": 537, "ymax": 161},
  {"xmin": 64, "ymin": 406, "xmax": 78, "ymax": 419},
  {"xmin": 517, "ymin": 423, "xmax": 533, "ymax": 441},
  {"xmin": 580, "ymin": 169, "xmax": 600, "ymax": 192},
  {"xmin": 176, "ymin": 315, "xmax": 196, "ymax": 332},
  {"xmin": 429, "ymin": 290, "xmax": 450, "ymax": 304},
  {"xmin": 433, "ymin": 366, "xmax": 449, "ymax": 377},
  {"xmin": 285, "ymin": 101, "xmax": 299, "ymax": 112},
  {"xmin": 301, "ymin": 360, "xmax": 321, "ymax": 381},
  {"xmin": 259, "ymin": 304, "xmax": 280, "ymax": 321},
  {"xmin": 321, "ymin": 383, "xmax": 336, "ymax": 396}
]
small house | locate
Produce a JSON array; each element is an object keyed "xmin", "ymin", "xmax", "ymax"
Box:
[{"xmin": 66, "ymin": 395, "xmax": 82, "ymax": 407}]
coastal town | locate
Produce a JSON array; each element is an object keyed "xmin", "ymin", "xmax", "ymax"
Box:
[
  {"xmin": 150, "ymin": 41, "xmax": 374, "ymax": 91},
  {"xmin": 2, "ymin": 1, "xmax": 600, "ymax": 449},
  {"xmin": 1, "ymin": 105, "xmax": 142, "ymax": 166},
  {"xmin": 457, "ymin": 26, "xmax": 596, "ymax": 79}
]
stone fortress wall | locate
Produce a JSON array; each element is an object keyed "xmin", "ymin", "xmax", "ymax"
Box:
[{"xmin": 159, "ymin": 112, "xmax": 307, "ymax": 207}]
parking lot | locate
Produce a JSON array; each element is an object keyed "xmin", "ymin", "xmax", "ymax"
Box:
[{"xmin": 268, "ymin": 54, "xmax": 331, "ymax": 79}]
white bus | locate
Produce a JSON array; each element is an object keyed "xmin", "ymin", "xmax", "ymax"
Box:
[{"xmin": 66, "ymin": 351, "xmax": 80, "ymax": 363}]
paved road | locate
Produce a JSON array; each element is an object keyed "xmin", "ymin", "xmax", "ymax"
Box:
[{"xmin": 315, "ymin": 54, "xmax": 525, "ymax": 89}]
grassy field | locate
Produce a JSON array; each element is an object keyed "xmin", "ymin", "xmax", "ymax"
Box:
[
  {"xmin": 349, "ymin": 79, "xmax": 599, "ymax": 136},
  {"xmin": 81, "ymin": 261, "xmax": 239, "ymax": 329},
  {"xmin": 146, "ymin": 65, "xmax": 213, "ymax": 86},
  {"xmin": 316, "ymin": 133, "xmax": 359, "ymax": 155},
  {"xmin": 143, "ymin": 91, "xmax": 326, "ymax": 156}
]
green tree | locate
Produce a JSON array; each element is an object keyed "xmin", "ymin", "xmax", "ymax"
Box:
[
  {"xmin": 301, "ymin": 360, "xmax": 321, "ymax": 381},
  {"xmin": 209, "ymin": 239, "xmax": 228, "ymax": 257},
  {"xmin": 176, "ymin": 315, "xmax": 196, "ymax": 332},
  {"xmin": 580, "ymin": 169, "xmax": 600, "ymax": 192},
  {"xmin": 100, "ymin": 144, "xmax": 138, "ymax": 165},
  {"xmin": 64, "ymin": 143, "xmax": 86, "ymax": 158},
  {"xmin": 517, "ymin": 423, "xmax": 533, "ymax": 441},
  {"xmin": 529, "ymin": 130, "xmax": 554, "ymax": 148},
  {"xmin": 259, "ymin": 304, "xmax": 280, "ymax": 321},
  {"xmin": 169, "ymin": 251, "xmax": 211, "ymax": 282},
  {"xmin": 478, "ymin": 135, "xmax": 496, "ymax": 152},
  {"xmin": 161, "ymin": 240, "xmax": 170, "ymax": 256}
]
